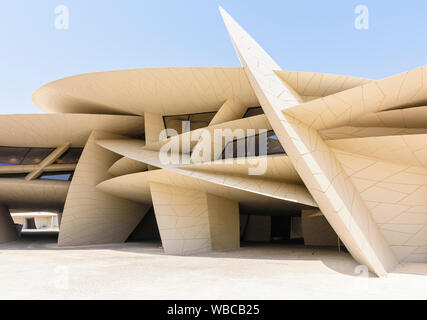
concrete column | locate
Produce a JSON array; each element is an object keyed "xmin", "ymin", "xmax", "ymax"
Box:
[
  {"xmin": 150, "ymin": 182, "xmax": 240, "ymax": 255},
  {"xmin": 59, "ymin": 131, "xmax": 149, "ymax": 246},
  {"xmin": 57, "ymin": 212, "xmax": 63, "ymax": 227},
  {"xmin": 144, "ymin": 112, "xmax": 166, "ymax": 146},
  {"xmin": 0, "ymin": 204, "xmax": 18, "ymax": 243}
]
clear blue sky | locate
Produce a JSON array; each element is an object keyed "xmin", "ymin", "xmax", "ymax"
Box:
[{"xmin": 1, "ymin": 0, "xmax": 427, "ymax": 114}]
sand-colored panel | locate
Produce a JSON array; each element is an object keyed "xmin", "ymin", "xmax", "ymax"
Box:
[
  {"xmin": 334, "ymin": 149, "xmax": 427, "ymax": 263},
  {"xmin": 33, "ymin": 68, "xmax": 258, "ymax": 116},
  {"xmin": 274, "ymin": 70, "xmax": 372, "ymax": 98},
  {"xmin": 206, "ymin": 193, "xmax": 240, "ymax": 251},
  {"xmin": 58, "ymin": 131, "xmax": 149, "ymax": 246},
  {"xmin": 350, "ymin": 106, "xmax": 427, "ymax": 128},
  {"xmin": 282, "ymin": 67, "xmax": 427, "ymax": 131},
  {"xmin": 220, "ymin": 7, "xmax": 397, "ymax": 276},
  {"xmin": 143, "ymin": 114, "xmax": 271, "ymax": 157},
  {"xmin": 182, "ymin": 155, "xmax": 302, "ymax": 184},
  {"xmin": 144, "ymin": 112, "xmax": 166, "ymax": 145},
  {"xmin": 0, "ymin": 114, "xmax": 144, "ymax": 148},
  {"xmin": 96, "ymin": 172, "xmax": 152, "ymax": 204},
  {"xmin": 209, "ymin": 99, "xmax": 247, "ymax": 126},
  {"xmin": 320, "ymin": 126, "xmax": 427, "ymax": 140},
  {"xmin": 150, "ymin": 182, "xmax": 239, "ymax": 255},
  {"xmin": 327, "ymin": 134, "xmax": 427, "ymax": 169},
  {"xmin": 0, "ymin": 179, "xmax": 69, "ymax": 211},
  {"xmin": 93, "ymin": 144, "xmax": 316, "ymax": 208},
  {"xmin": 108, "ymin": 157, "xmax": 148, "ymax": 177}
]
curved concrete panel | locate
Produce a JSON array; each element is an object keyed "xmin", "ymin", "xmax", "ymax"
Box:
[
  {"xmin": 150, "ymin": 182, "xmax": 240, "ymax": 255},
  {"xmin": 274, "ymin": 70, "xmax": 372, "ymax": 99},
  {"xmin": 282, "ymin": 67, "xmax": 427, "ymax": 131},
  {"xmin": 0, "ymin": 6, "xmax": 424, "ymax": 275},
  {"xmin": 327, "ymin": 134, "xmax": 427, "ymax": 168},
  {"xmin": 332, "ymin": 148, "xmax": 427, "ymax": 263},
  {"xmin": 320, "ymin": 126, "xmax": 427, "ymax": 140},
  {"xmin": 96, "ymin": 172, "xmax": 152, "ymax": 204},
  {"xmin": 182, "ymin": 155, "xmax": 302, "ymax": 184},
  {"xmin": 108, "ymin": 157, "xmax": 148, "ymax": 177},
  {"xmin": 33, "ymin": 68, "xmax": 259, "ymax": 116},
  {"xmin": 350, "ymin": 106, "xmax": 427, "ymax": 128},
  {"xmin": 97, "ymin": 165, "xmax": 316, "ymax": 209},
  {"xmin": 0, "ymin": 179, "xmax": 69, "ymax": 211},
  {"xmin": 59, "ymin": 131, "xmax": 149, "ymax": 246},
  {"xmin": 0, "ymin": 114, "xmax": 144, "ymax": 148},
  {"xmin": 220, "ymin": 7, "xmax": 397, "ymax": 276}
]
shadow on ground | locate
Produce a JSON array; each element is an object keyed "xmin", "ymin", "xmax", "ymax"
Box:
[
  {"xmin": 0, "ymin": 230, "xmax": 362, "ymax": 277},
  {"xmin": 2, "ymin": 230, "xmax": 426, "ymax": 277}
]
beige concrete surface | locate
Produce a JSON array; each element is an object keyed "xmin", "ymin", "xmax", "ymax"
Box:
[
  {"xmin": 0, "ymin": 6, "xmax": 426, "ymax": 282},
  {"xmin": 59, "ymin": 131, "xmax": 149, "ymax": 246},
  {"xmin": 220, "ymin": 7, "xmax": 397, "ymax": 276},
  {"xmin": 32, "ymin": 68, "xmax": 258, "ymax": 115},
  {"xmin": 0, "ymin": 232, "xmax": 426, "ymax": 300},
  {"xmin": 150, "ymin": 182, "xmax": 240, "ymax": 254},
  {"xmin": 0, "ymin": 113, "xmax": 144, "ymax": 148}
]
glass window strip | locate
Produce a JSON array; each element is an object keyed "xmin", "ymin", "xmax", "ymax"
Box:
[
  {"xmin": 221, "ymin": 130, "xmax": 286, "ymax": 160},
  {"xmin": 0, "ymin": 146, "xmax": 83, "ymax": 166},
  {"xmin": 163, "ymin": 112, "xmax": 217, "ymax": 137},
  {"xmin": 39, "ymin": 171, "xmax": 74, "ymax": 181}
]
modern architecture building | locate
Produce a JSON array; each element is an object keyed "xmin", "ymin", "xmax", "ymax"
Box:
[{"xmin": 0, "ymin": 8, "xmax": 426, "ymax": 277}]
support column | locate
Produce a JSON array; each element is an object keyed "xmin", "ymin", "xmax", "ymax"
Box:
[
  {"xmin": 150, "ymin": 182, "xmax": 240, "ymax": 255},
  {"xmin": 145, "ymin": 112, "xmax": 166, "ymax": 171},
  {"xmin": 0, "ymin": 204, "xmax": 18, "ymax": 243},
  {"xmin": 58, "ymin": 131, "xmax": 149, "ymax": 246},
  {"xmin": 144, "ymin": 112, "xmax": 166, "ymax": 146}
]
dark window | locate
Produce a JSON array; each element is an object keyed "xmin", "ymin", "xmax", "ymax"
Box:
[
  {"xmin": 221, "ymin": 130, "xmax": 286, "ymax": 160},
  {"xmin": 0, "ymin": 147, "xmax": 31, "ymax": 165},
  {"xmin": 163, "ymin": 112, "xmax": 217, "ymax": 137},
  {"xmin": 0, "ymin": 147, "xmax": 58, "ymax": 166},
  {"xmin": 243, "ymin": 107, "xmax": 264, "ymax": 118},
  {"xmin": 0, "ymin": 173, "xmax": 27, "ymax": 179},
  {"xmin": 39, "ymin": 171, "xmax": 74, "ymax": 181},
  {"xmin": 21, "ymin": 148, "xmax": 55, "ymax": 165},
  {"xmin": 265, "ymin": 132, "xmax": 285, "ymax": 155},
  {"xmin": 54, "ymin": 148, "xmax": 83, "ymax": 164}
]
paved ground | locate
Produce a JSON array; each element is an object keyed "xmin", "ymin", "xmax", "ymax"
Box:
[{"xmin": 0, "ymin": 231, "xmax": 426, "ymax": 300}]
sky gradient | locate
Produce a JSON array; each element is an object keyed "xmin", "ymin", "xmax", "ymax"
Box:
[{"xmin": 1, "ymin": 0, "xmax": 426, "ymax": 114}]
